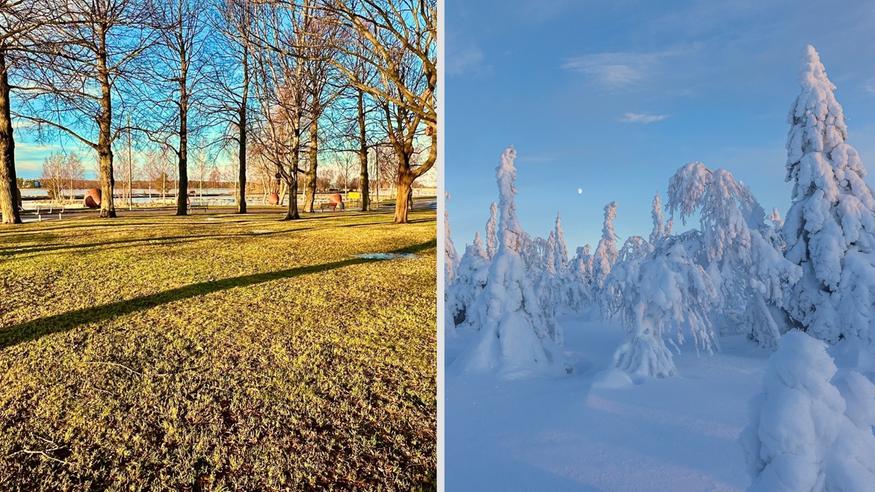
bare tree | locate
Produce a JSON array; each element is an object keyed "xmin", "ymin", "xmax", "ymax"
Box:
[
  {"xmin": 194, "ymin": 147, "xmax": 208, "ymax": 197},
  {"xmin": 210, "ymin": 0, "xmax": 256, "ymax": 213},
  {"xmin": 143, "ymin": 147, "xmax": 172, "ymax": 201},
  {"xmin": 336, "ymin": 152, "xmax": 355, "ymax": 190},
  {"xmin": 326, "ymin": 0, "xmax": 436, "ymax": 223},
  {"xmin": 41, "ymin": 153, "xmax": 65, "ymax": 204},
  {"xmin": 249, "ymin": 1, "xmax": 315, "ymax": 220},
  {"xmin": 15, "ymin": 0, "xmax": 154, "ymax": 218},
  {"xmin": 137, "ymin": 0, "xmax": 212, "ymax": 215},
  {"xmin": 62, "ymin": 152, "xmax": 85, "ymax": 201},
  {"xmin": 336, "ymin": 20, "xmax": 379, "ymax": 211},
  {"xmin": 114, "ymin": 140, "xmax": 138, "ymax": 207},
  {"xmin": 0, "ymin": 0, "xmax": 65, "ymax": 223},
  {"xmin": 298, "ymin": 3, "xmax": 339, "ymax": 213}
]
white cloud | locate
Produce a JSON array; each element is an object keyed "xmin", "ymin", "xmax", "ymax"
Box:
[
  {"xmin": 447, "ymin": 45, "xmax": 485, "ymax": 76},
  {"xmin": 620, "ymin": 112, "xmax": 670, "ymax": 124},
  {"xmin": 561, "ymin": 46, "xmax": 697, "ymax": 90},
  {"xmin": 865, "ymin": 78, "xmax": 875, "ymax": 94}
]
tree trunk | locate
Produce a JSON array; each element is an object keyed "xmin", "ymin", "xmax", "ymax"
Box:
[
  {"xmin": 357, "ymin": 90, "xmax": 369, "ymax": 212},
  {"xmin": 97, "ymin": 28, "xmax": 116, "ymax": 218},
  {"xmin": 176, "ymin": 56, "xmax": 189, "ymax": 215},
  {"xmin": 392, "ymin": 129, "xmax": 436, "ymax": 224},
  {"xmin": 303, "ymin": 118, "xmax": 318, "ymax": 213},
  {"xmin": 394, "ymin": 170, "xmax": 413, "ymax": 224},
  {"xmin": 127, "ymin": 118, "xmax": 133, "ymax": 210},
  {"xmin": 0, "ymin": 47, "xmax": 20, "ymax": 225},
  {"xmin": 237, "ymin": 107, "xmax": 247, "ymax": 213},
  {"xmin": 237, "ymin": 49, "xmax": 248, "ymax": 214},
  {"xmin": 284, "ymin": 149, "xmax": 300, "ymax": 220}
]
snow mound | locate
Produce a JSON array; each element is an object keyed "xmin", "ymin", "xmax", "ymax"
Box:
[
  {"xmin": 591, "ymin": 368, "xmax": 634, "ymax": 389},
  {"xmin": 741, "ymin": 330, "xmax": 875, "ymax": 491}
]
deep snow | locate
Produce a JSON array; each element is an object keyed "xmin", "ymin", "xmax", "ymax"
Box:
[{"xmin": 446, "ymin": 312, "xmax": 773, "ymax": 491}]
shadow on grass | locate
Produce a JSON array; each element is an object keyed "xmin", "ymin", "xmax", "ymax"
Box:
[
  {"xmin": 0, "ymin": 227, "xmax": 315, "ymax": 258},
  {"xmin": 0, "ymin": 221, "xmax": 178, "ymax": 236},
  {"xmin": 0, "ymin": 240, "xmax": 436, "ymax": 349}
]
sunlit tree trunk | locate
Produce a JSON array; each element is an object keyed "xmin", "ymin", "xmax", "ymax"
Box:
[
  {"xmin": 284, "ymin": 148, "xmax": 300, "ymax": 220},
  {"xmin": 357, "ymin": 90, "xmax": 369, "ymax": 211},
  {"xmin": 0, "ymin": 47, "xmax": 20, "ymax": 225},
  {"xmin": 236, "ymin": 41, "xmax": 249, "ymax": 214},
  {"xmin": 176, "ymin": 54, "xmax": 189, "ymax": 216},
  {"xmin": 97, "ymin": 25, "xmax": 116, "ymax": 218},
  {"xmin": 302, "ymin": 118, "xmax": 317, "ymax": 213}
]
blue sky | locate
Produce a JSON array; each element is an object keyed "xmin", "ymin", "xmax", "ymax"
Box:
[{"xmin": 446, "ymin": 0, "xmax": 875, "ymax": 251}]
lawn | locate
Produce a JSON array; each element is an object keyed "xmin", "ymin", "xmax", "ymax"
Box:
[{"xmin": 0, "ymin": 208, "xmax": 436, "ymax": 490}]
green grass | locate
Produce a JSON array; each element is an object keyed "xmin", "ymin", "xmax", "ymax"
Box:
[{"xmin": 0, "ymin": 208, "xmax": 436, "ymax": 490}]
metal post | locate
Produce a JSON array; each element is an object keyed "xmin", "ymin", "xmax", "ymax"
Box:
[
  {"xmin": 127, "ymin": 116, "xmax": 133, "ymax": 210},
  {"xmin": 375, "ymin": 147, "xmax": 379, "ymax": 211}
]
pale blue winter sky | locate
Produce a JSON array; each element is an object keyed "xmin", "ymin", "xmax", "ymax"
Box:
[{"xmin": 446, "ymin": 0, "xmax": 875, "ymax": 251}]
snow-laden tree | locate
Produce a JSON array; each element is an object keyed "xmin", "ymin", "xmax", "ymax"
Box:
[
  {"xmin": 572, "ymin": 244, "xmax": 594, "ymax": 282},
  {"xmin": 445, "ymin": 196, "xmax": 459, "ymax": 284},
  {"xmin": 446, "ymin": 232, "xmax": 490, "ymax": 327},
  {"xmin": 535, "ymin": 230, "xmax": 563, "ymax": 321},
  {"xmin": 567, "ymin": 244, "xmax": 595, "ymax": 311},
  {"xmin": 544, "ymin": 230, "xmax": 557, "ymax": 276},
  {"xmin": 608, "ymin": 232, "xmax": 717, "ymax": 378},
  {"xmin": 667, "ymin": 162, "xmax": 800, "ymax": 347},
  {"xmin": 553, "ymin": 213, "xmax": 570, "ymax": 273},
  {"xmin": 464, "ymin": 147, "xmax": 566, "ymax": 378},
  {"xmin": 650, "ymin": 192, "xmax": 667, "ymax": 245},
  {"xmin": 593, "ymin": 201, "xmax": 619, "ymax": 289},
  {"xmin": 741, "ymin": 331, "xmax": 875, "ymax": 491},
  {"xmin": 770, "ymin": 208, "xmax": 784, "ymax": 230},
  {"xmin": 602, "ymin": 235, "xmax": 652, "ymax": 316},
  {"xmin": 518, "ymin": 234, "xmax": 545, "ymax": 274},
  {"xmin": 533, "ymin": 214, "xmax": 577, "ymax": 318},
  {"xmin": 485, "ymin": 201, "xmax": 498, "ymax": 260},
  {"xmin": 782, "ymin": 45, "xmax": 875, "ymax": 344}
]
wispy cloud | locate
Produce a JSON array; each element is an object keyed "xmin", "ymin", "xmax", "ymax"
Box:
[
  {"xmin": 561, "ymin": 46, "xmax": 697, "ymax": 90},
  {"xmin": 620, "ymin": 112, "xmax": 670, "ymax": 124},
  {"xmin": 447, "ymin": 45, "xmax": 485, "ymax": 77},
  {"xmin": 865, "ymin": 78, "xmax": 875, "ymax": 94},
  {"xmin": 17, "ymin": 142, "xmax": 62, "ymax": 153}
]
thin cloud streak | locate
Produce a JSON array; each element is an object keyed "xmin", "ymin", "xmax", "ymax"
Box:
[
  {"xmin": 620, "ymin": 113, "xmax": 670, "ymax": 124},
  {"xmin": 561, "ymin": 46, "xmax": 699, "ymax": 90}
]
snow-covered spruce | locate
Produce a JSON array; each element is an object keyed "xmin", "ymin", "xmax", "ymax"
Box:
[
  {"xmin": 485, "ymin": 201, "xmax": 498, "ymax": 260},
  {"xmin": 567, "ymin": 244, "xmax": 595, "ymax": 312},
  {"xmin": 592, "ymin": 201, "xmax": 619, "ymax": 289},
  {"xmin": 607, "ymin": 232, "xmax": 717, "ymax": 378},
  {"xmin": 782, "ymin": 45, "xmax": 875, "ymax": 344},
  {"xmin": 463, "ymin": 147, "xmax": 566, "ymax": 378},
  {"xmin": 535, "ymin": 213, "xmax": 577, "ymax": 316},
  {"xmin": 769, "ymin": 208, "xmax": 783, "ymax": 230},
  {"xmin": 534, "ymin": 229, "xmax": 562, "ymax": 322},
  {"xmin": 446, "ymin": 232, "xmax": 490, "ymax": 327},
  {"xmin": 667, "ymin": 162, "xmax": 800, "ymax": 348},
  {"xmin": 445, "ymin": 193, "xmax": 459, "ymax": 284},
  {"xmin": 553, "ymin": 213, "xmax": 570, "ymax": 273},
  {"xmin": 650, "ymin": 192, "xmax": 667, "ymax": 245},
  {"xmin": 741, "ymin": 331, "xmax": 875, "ymax": 491},
  {"xmin": 602, "ymin": 235, "xmax": 653, "ymax": 316}
]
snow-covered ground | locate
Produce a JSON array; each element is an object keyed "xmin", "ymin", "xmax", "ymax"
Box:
[{"xmin": 446, "ymin": 313, "xmax": 772, "ymax": 491}]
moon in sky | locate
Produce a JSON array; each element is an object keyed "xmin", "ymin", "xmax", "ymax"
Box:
[{"xmin": 577, "ymin": 188, "xmax": 583, "ymax": 195}]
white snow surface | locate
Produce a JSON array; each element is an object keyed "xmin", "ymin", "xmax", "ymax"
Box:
[
  {"xmin": 447, "ymin": 313, "xmax": 775, "ymax": 491},
  {"xmin": 740, "ymin": 331, "xmax": 875, "ymax": 491}
]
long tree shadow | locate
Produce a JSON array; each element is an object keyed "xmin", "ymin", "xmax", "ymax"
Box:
[
  {"xmin": 0, "ymin": 227, "xmax": 317, "ymax": 257},
  {"xmin": 0, "ymin": 221, "xmax": 180, "ymax": 237},
  {"xmin": 0, "ymin": 240, "xmax": 436, "ymax": 349}
]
